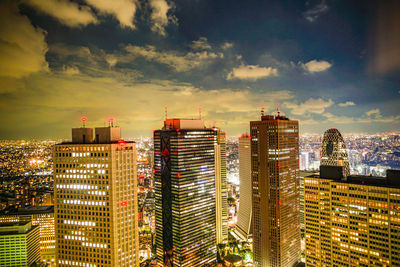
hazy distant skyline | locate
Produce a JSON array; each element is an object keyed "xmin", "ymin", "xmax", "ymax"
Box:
[{"xmin": 0, "ymin": 0, "xmax": 399, "ymax": 139}]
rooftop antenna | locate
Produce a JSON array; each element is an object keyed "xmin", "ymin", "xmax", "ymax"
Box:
[
  {"xmin": 213, "ymin": 121, "xmax": 216, "ymax": 128},
  {"xmin": 81, "ymin": 117, "xmax": 87, "ymax": 128},
  {"xmin": 199, "ymin": 106, "xmax": 202, "ymax": 120},
  {"xmin": 277, "ymin": 104, "xmax": 280, "ymax": 117},
  {"xmin": 245, "ymin": 124, "xmax": 249, "ymax": 135},
  {"xmin": 261, "ymin": 103, "xmax": 265, "ymax": 116},
  {"xmin": 108, "ymin": 117, "xmax": 114, "ymax": 127},
  {"xmin": 164, "ymin": 105, "xmax": 168, "ymax": 120}
]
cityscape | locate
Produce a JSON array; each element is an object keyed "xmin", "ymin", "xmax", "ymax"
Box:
[{"xmin": 0, "ymin": 0, "xmax": 399, "ymax": 267}]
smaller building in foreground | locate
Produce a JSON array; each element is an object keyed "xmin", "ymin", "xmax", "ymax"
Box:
[
  {"xmin": 0, "ymin": 205, "xmax": 55, "ymax": 266},
  {"xmin": 305, "ymin": 167, "xmax": 400, "ymax": 267},
  {"xmin": 0, "ymin": 221, "xmax": 40, "ymax": 267}
]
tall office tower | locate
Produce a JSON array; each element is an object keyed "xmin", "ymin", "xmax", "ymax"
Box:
[
  {"xmin": 250, "ymin": 113, "xmax": 300, "ymax": 267},
  {"xmin": 0, "ymin": 206, "xmax": 55, "ymax": 266},
  {"xmin": 0, "ymin": 221, "xmax": 40, "ymax": 266},
  {"xmin": 236, "ymin": 134, "xmax": 252, "ymax": 241},
  {"xmin": 304, "ymin": 168, "xmax": 400, "ymax": 266},
  {"xmin": 321, "ymin": 128, "xmax": 350, "ymax": 177},
  {"xmin": 215, "ymin": 128, "xmax": 228, "ymax": 244},
  {"xmin": 154, "ymin": 119, "xmax": 218, "ymax": 266},
  {"xmin": 54, "ymin": 125, "xmax": 139, "ymax": 267}
]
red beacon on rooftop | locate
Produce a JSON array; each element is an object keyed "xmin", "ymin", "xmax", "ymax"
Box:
[{"xmin": 81, "ymin": 116, "xmax": 87, "ymax": 127}]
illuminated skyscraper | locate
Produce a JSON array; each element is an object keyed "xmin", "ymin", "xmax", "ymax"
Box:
[
  {"xmin": 54, "ymin": 125, "xmax": 139, "ymax": 267},
  {"xmin": 304, "ymin": 169, "xmax": 400, "ymax": 266},
  {"xmin": 236, "ymin": 134, "xmax": 252, "ymax": 241},
  {"xmin": 215, "ymin": 128, "xmax": 228, "ymax": 244},
  {"xmin": 321, "ymin": 128, "xmax": 350, "ymax": 178},
  {"xmin": 154, "ymin": 119, "xmax": 218, "ymax": 266},
  {"xmin": 0, "ymin": 206, "xmax": 55, "ymax": 266},
  {"xmin": 250, "ymin": 113, "xmax": 300, "ymax": 267}
]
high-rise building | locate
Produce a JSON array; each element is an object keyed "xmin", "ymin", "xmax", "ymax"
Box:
[
  {"xmin": 154, "ymin": 118, "xmax": 218, "ymax": 266},
  {"xmin": 0, "ymin": 206, "xmax": 55, "ymax": 266},
  {"xmin": 215, "ymin": 128, "xmax": 228, "ymax": 244},
  {"xmin": 304, "ymin": 168, "xmax": 400, "ymax": 266},
  {"xmin": 300, "ymin": 152, "xmax": 309, "ymax": 170},
  {"xmin": 236, "ymin": 134, "xmax": 252, "ymax": 241},
  {"xmin": 0, "ymin": 221, "xmax": 40, "ymax": 266},
  {"xmin": 250, "ymin": 113, "xmax": 300, "ymax": 267},
  {"xmin": 54, "ymin": 125, "xmax": 139, "ymax": 267},
  {"xmin": 321, "ymin": 128, "xmax": 350, "ymax": 178}
]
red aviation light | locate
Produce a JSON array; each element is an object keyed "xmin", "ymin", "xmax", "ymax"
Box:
[
  {"xmin": 118, "ymin": 140, "xmax": 126, "ymax": 146},
  {"xmin": 81, "ymin": 116, "xmax": 87, "ymax": 123},
  {"xmin": 278, "ymin": 200, "xmax": 282, "ymax": 205},
  {"xmin": 139, "ymin": 173, "xmax": 145, "ymax": 179},
  {"xmin": 120, "ymin": 201, "xmax": 127, "ymax": 206},
  {"xmin": 176, "ymin": 128, "xmax": 180, "ymax": 132},
  {"xmin": 176, "ymin": 173, "xmax": 181, "ymax": 178},
  {"xmin": 277, "ymin": 163, "xmax": 281, "ymax": 167}
]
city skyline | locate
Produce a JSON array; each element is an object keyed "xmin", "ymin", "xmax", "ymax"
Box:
[{"xmin": 1, "ymin": 0, "xmax": 400, "ymax": 139}]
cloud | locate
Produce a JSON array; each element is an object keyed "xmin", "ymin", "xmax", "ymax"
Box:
[
  {"xmin": 321, "ymin": 111, "xmax": 400, "ymax": 125},
  {"xmin": 284, "ymin": 98, "xmax": 333, "ymax": 115},
  {"xmin": 123, "ymin": 45, "xmax": 223, "ymax": 71},
  {"xmin": 222, "ymin": 42, "xmax": 233, "ymax": 49},
  {"xmin": 190, "ymin": 37, "xmax": 211, "ymax": 50},
  {"xmin": 84, "ymin": 0, "xmax": 137, "ymax": 29},
  {"xmin": 227, "ymin": 65, "xmax": 278, "ymax": 81},
  {"xmin": 63, "ymin": 66, "xmax": 80, "ymax": 75},
  {"xmin": 366, "ymin": 108, "xmax": 381, "ymax": 117},
  {"xmin": 304, "ymin": 0, "xmax": 329, "ymax": 22},
  {"xmin": 338, "ymin": 101, "xmax": 355, "ymax": 107},
  {"xmin": 105, "ymin": 55, "xmax": 118, "ymax": 67},
  {"xmin": 24, "ymin": 0, "xmax": 98, "ymax": 27},
  {"xmin": 0, "ymin": 68, "xmax": 294, "ymax": 138},
  {"xmin": 0, "ymin": 1, "xmax": 48, "ymax": 80},
  {"xmin": 149, "ymin": 0, "xmax": 176, "ymax": 36},
  {"xmin": 301, "ymin": 59, "xmax": 332, "ymax": 73}
]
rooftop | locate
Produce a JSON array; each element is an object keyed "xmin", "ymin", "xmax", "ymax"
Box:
[
  {"xmin": 0, "ymin": 205, "xmax": 54, "ymax": 216},
  {"xmin": 308, "ymin": 167, "xmax": 400, "ymax": 189}
]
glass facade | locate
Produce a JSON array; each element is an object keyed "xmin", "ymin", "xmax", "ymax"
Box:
[{"xmin": 154, "ymin": 127, "xmax": 217, "ymax": 266}]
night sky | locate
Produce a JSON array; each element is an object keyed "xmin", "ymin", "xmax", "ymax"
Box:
[{"xmin": 0, "ymin": 0, "xmax": 399, "ymax": 139}]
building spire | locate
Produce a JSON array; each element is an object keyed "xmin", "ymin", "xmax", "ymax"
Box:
[
  {"xmin": 261, "ymin": 103, "xmax": 265, "ymax": 116},
  {"xmin": 165, "ymin": 105, "xmax": 168, "ymax": 120}
]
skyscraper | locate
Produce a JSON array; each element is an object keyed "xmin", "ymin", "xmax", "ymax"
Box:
[
  {"xmin": 215, "ymin": 128, "xmax": 228, "ymax": 244},
  {"xmin": 236, "ymin": 133, "xmax": 252, "ymax": 241},
  {"xmin": 304, "ymin": 168, "xmax": 400, "ymax": 266},
  {"xmin": 250, "ymin": 113, "xmax": 300, "ymax": 267},
  {"xmin": 321, "ymin": 128, "xmax": 350, "ymax": 178},
  {"xmin": 154, "ymin": 119, "xmax": 218, "ymax": 266},
  {"xmin": 54, "ymin": 125, "xmax": 139, "ymax": 267}
]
